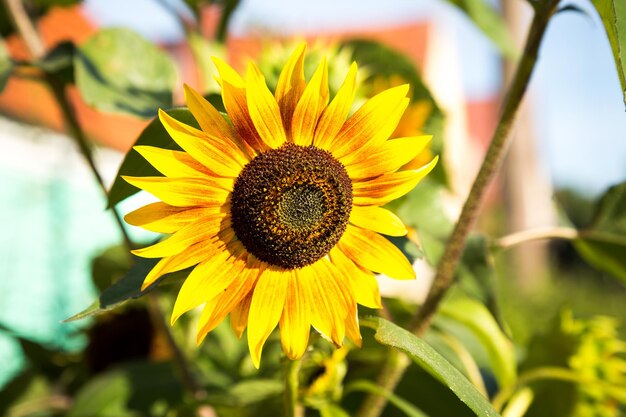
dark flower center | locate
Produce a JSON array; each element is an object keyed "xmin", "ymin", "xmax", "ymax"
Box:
[{"xmin": 230, "ymin": 143, "xmax": 352, "ymax": 269}]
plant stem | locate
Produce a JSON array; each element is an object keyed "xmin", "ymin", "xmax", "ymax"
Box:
[
  {"xmin": 45, "ymin": 77, "xmax": 135, "ymax": 250},
  {"xmin": 285, "ymin": 357, "xmax": 304, "ymax": 417},
  {"xmin": 495, "ymin": 226, "xmax": 578, "ymax": 250},
  {"xmin": 2, "ymin": 0, "xmax": 45, "ymax": 57},
  {"xmin": 356, "ymin": 1, "xmax": 561, "ymax": 416},
  {"xmin": 2, "ymin": 0, "xmax": 205, "ymax": 404}
]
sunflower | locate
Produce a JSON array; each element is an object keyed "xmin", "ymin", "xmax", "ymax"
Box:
[{"xmin": 123, "ymin": 44, "xmax": 437, "ymax": 368}]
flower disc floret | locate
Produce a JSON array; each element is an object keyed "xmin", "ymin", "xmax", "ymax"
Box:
[{"xmin": 231, "ymin": 143, "xmax": 352, "ymax": 269}]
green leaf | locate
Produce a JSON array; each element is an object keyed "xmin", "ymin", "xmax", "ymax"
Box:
[
  {"xmin": 345, "ymin": 380, "xmax": 428, "ymax": 417},
  {"xmin": 574, "ymin": 235, "xmax": 626, "ymax": 282},
  {"xmin": 107, "ymin": 108, "xmax": 199, "ymax": 207},
  {"xmin": 439, "ymin": 297, "xmax": 517, "ymax": 389},
  {"xmin": 203, "ymin": 379, "xmax": 284, "ymax": 407},
  {"xmin": 75, "ymin": 28, "xmax": 177, "ymax": 118},
  {"xmin": 67, "ymin": 361, "xmax": 183, "ymax": 417},
  {"xmin": 0, "ymin": 40, "xmax": 13, "ymax": 93},
  {"xmin": 591, "ymin": 0, "xmax": 626, "ymax": 104},
  {"xmin": 574, "ymin": 181, "xmax": 626, "ymax": 283},
  {"xmin": 91, "ymin": 245, "xmax": 133, "ymax": 293},
  {"xmin": 64, "ymin": 256, "xmax": 190, "ymax": 322},
  {"xmin": 444, "ymin": 0, "xmax": 517, "ymax": 59},
  {"xmin": 361, "ymin": 317, "xmax": 501, "ymax": 417}
]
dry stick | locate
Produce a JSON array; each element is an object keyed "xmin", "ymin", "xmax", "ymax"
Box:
[
  {"xmin": 495, "ymin": 226, "xmax": 578, "ymax": 250},
  {"xmin": 356, "ymin": 1, "xmax": 561, "ymax": 416},
  {"xmin": 2, "ymin": 0, "xmax": 206, "ymax": 403}
]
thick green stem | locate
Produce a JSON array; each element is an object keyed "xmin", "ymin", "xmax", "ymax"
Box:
[
  {"xmin": 284, "ymin": 358, "xmax": 304, "ymax": 417},
  {"xmin": 356, "ymin": 2, "xmax": 560, "ymax": 416}
]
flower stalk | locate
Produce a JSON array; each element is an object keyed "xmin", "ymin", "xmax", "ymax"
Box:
[
  {"xmin": 285, "ymin": 357, "xmax": 304, "ymax": 417},
  {"xmin": 357, "ymin": 1, "xmax": 562, "ymax": 416}
]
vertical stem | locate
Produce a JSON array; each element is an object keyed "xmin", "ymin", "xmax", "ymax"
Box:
[
  {"xmin": 45, "ymin": 77, "xmax": 135, "ymax": 251},
  {"xmin": 356, "ymin": 1, "xmax": 560, "ymax": 416},
  {"xmin": 285, "ymin": 358, "xmax": 303, "ymax": 417},
  {"xmin": 2, "ymin": 0, "xmax": 45, "ymax": 57}
]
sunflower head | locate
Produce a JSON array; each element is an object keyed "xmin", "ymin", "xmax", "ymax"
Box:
[{"xmin": 123, "ymin": 43, "xmax": 437, "ymax": 368}]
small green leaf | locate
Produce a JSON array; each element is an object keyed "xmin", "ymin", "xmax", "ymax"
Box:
[
  {"xmin": 75, "ymin": 28, "xmax": 177, "ymax": 118},
  {"xmin": 319, "ymin": 404, "xmax": 352, "ymax": 417},
  {"xmin": 574, "ymin": 182, "xmax": 626, "ymax": 283},
  {"xmin": 107, "ymin": 108, "xmax": 199, "ymax": 207},
  {"xmin": 91, "ymin": 245, "xmax": 133, "ymax": 292},
  {"xmin": 444, "ymin": 0, "xmax": 517, "ymax": 59},
  {"xmin": 591, "ymin": 0, "xmax": 626, "ymax": 104},
  {"xmin": 362, "ymin": 317, "xmax": 501, "ymax": 417},
  {"xmin": 440, "ymin": 297, "xmax": 517, "ymax": 389},
  {"xmin": 65, "ymin": 256, "xmax": 190, "ymax": 322},
  {"xmin": 345, "ymin": 380, "xmax": 428, "ymax": 417}
]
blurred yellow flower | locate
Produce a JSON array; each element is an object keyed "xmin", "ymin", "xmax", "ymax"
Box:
[{"xmin": 123, "ymin": 44, "xmax": 437, "ymax": 367}]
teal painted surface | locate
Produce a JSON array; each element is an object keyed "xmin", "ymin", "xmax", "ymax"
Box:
[{"xmin": 0, "ymin": 165, "xmax": 122, "ymax": 386}]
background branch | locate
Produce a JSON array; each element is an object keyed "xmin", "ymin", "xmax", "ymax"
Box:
[{"xmin": 357, "ymin": 1, "xmax": 561, "ymax": 416}]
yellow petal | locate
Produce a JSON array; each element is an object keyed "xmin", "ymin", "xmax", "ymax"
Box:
[
  {"xmin": 331, "ymin": 85, "xmax": 410, "ymax": 162},
  {"xmin": 122, "ymin": 176, "xmax": 232, "ymax": 207},
  {"xmin": 159, "ymin": 110, "xmax": 246, "ymax": 177},
  {"xmin": 279, "ymin": 270, "xmax": 311, "ymax": 359},
  {"xmin": 197, "ymin": 258, "xmax": 263, "ymax": 343},
  {"xmin": 338, "ymin": 225, "xmax": 415, "ymax": 279},
  {"xmin": 345, "ymin": 311, "xmax": 362, "ymax": 348},
  {"xmin": 245, "ymin": 63, "xmax": 287, "ymax": 149},
  {"xmin": 349, "ymin": 206, "xmax": 407, "ymax": 237},
  {"xmin": 291, "ymin": 57, "xmax": 328, "ymax": 146},
  {"xmin": 329, "ymin": 247, "xmax": 381, "ymax": 309},
  {"xmin": 125, "ymin": 202, "xmax": 227, "ymax": 234},
  {"xmin": 230, "ymin": 292, "xmax": 253, "ymax": 339},
  {"xmin": 142, "ymin": 240, "xmax": 218, "ymax": 290},
  {"xmin": 302, "ymin": 261, "xmax": 347, "ymax": 346},
  {"xmin": 352, "ymin": 156, "xmax": 438, "ymax": 206},
  {"xmin": 275, "ymin": 43, "xmax": 306, "ymax": 137},
  {"xmin": 212, "ymin": 57, "xmax": 266, "ymax": 152},
  {"xmin": 134, "ymin": 146, "xmax": 209, "ymax": 178},
  {"xmin": 313, "ymin": 62, "xmax": 357, "ymax": 150},
  {"xmin": 345, "ymin": 135, "xmax": 432, "ymax": 179},
  {"xmin": 183, "ymin": 84, "xmax": 253, "ymax": 159},
  {"xmin": 131, "ymin": 216, "xmax": 231, "ymax": 259},
  {"xmin": 171, "ymin": 245, "xmax": 247, "ymax": 324},
  {"xmin": 247, "ymin": 267, "xmax": 289, "ymax": 368}
]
